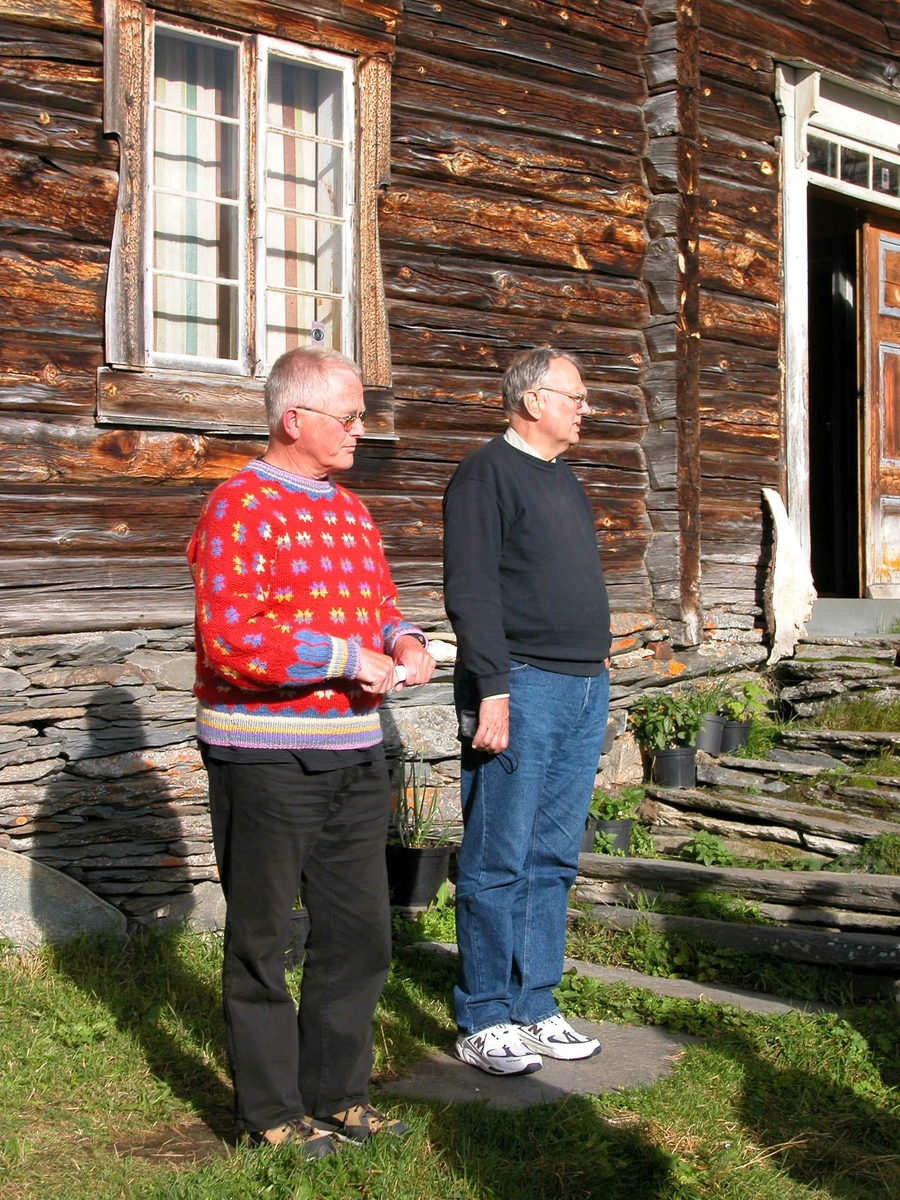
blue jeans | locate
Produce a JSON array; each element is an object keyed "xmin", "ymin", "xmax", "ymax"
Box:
[{"xmin": 453, "ymin": 661, "xmax": 610, "ymax": 1034}]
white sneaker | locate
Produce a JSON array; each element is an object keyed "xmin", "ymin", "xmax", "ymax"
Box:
[
  {"xmin": 515, "ymin": 1014, "xmax": 601, "ymax": 1060},
  {"xmin": 454, "ymin": 1023, "xmax": 543, "ymax": 1076}
]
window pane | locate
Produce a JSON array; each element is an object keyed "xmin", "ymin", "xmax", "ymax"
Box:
[
  {"xmin": 154, "ymin": 276, "xmax": 238, "ymax": 359},
  {"xmin": 263, "ymin": 53, "xmax": 347, "ymax": 363},
  {"xmin": 152, "ymin": 29, "xmax": 242, "ymax": 362},
  {"xmin": 874, "ymin": 158, "xmax": 900, "ymax": 198},
  {"xmin": 265, "ymin": 214, "xmax": 342, "ymax": 293},
  {"xmin": 808, "ymin": 134, "xmax": 838, "ymax": 177},
  {"xmin": 154, "ymin": 110, "xmax": 238, "ymax": 198},
  {"xmin": 154, "ymin": 194, "xmax": 239, "ymax": 279},
  {"xmin": 266, "ymin": 133, "xmax": 342, "ymax": 217},
  {"xmin": 266, "ymin": 294, "xmax": 342, "ymax": 364},
  {"xmin": 840, "ymin": 146, "xmax": 870, "ymax": 188},
  {"xmin": 155, "ymin": 32, "xmax": 237, "ymax": 117},
  {"xmin": 268, "ymin": 58, "xmax": 342, "ymax": 141}
]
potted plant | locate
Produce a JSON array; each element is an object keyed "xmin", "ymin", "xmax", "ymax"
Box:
[
  {"xmin": 691, "ymin": 677, "xmax": 727, "ymax": 756},
  {"xmin": 580, "ymin": 786, "xmax": 643, "ymax": 854},
  {"xmin": 719, "ymin": 680, "xmax": 770, "ymax": 753},
  {"xmin": 628, "ymin": 690, "xmax": 704, "ymax": 788},
  {"xmin": 386, "ymin": 753, "xmax": 453, "ymax": 907}
]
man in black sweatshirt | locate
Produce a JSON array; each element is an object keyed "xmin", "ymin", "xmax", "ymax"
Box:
[{"xmin": 443, "ymin": 346, "xmax": 611, "ymax": 1076}]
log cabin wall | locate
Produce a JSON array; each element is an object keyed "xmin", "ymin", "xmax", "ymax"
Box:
[{"xmin": 696, "ymin": 0, "xmax": 900, "ymax": 639}]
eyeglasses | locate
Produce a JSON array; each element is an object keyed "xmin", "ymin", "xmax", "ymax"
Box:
[
  {"xmin": 297, "ymin": 406, "xmax": 367, "ymax": 431},
  {"xmin": 537, "ymin": 386, "xmax": 591, "ymax": 409}
]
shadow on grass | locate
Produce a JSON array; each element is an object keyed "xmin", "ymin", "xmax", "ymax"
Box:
[{"xmin": 47, "ymin": 930, "xmax": 236, "ymax": 1140}]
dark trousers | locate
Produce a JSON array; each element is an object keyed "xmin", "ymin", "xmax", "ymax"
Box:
[{"xmin": 205, "ymin": 755, "xmax": 392, "ymax": 1132}]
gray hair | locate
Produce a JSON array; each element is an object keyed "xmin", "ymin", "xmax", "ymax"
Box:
[
  {"xmin": 501, "ymin": 347, "xmax": 582, "ymax": 417},
  {"xmin": 264, "ymin": 346, "xmax": 362, "ymax": 435}
]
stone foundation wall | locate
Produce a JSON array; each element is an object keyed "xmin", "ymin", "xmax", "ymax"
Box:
[{"xmin": 0, "ymin": 615, "xmax": 771, "ymax": 928}]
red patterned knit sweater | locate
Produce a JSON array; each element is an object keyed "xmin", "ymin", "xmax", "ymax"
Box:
[{"xmin": 186, "ymin": 459, "xmax": 423, "ymax": 751}]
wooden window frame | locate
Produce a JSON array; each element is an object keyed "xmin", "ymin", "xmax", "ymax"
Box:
[{"xmin": 100, "ymin": 0, "xmax": 394, "ymax": 437}]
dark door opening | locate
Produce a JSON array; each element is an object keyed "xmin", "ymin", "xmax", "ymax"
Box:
[{"xmin": 807, "ymin": 192, "xmax": 861, "ymax": 597}]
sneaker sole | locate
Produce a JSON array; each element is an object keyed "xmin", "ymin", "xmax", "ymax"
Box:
[
  {"xmin": 454, "ymin": 1044, "xmax": 543, "ymax": 1076},
  {"xmin": 516, "ymin": 1036, "xmax": 602, "ymax": 1061}
]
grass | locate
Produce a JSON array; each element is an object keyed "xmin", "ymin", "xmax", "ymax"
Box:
[
  {"xmin": 806, "ymin": 698, "xmax": 900, "ymax": 732},
  {"xmin": 2, "ymin": 927, "xmax": 900, "ymax": 1199}
]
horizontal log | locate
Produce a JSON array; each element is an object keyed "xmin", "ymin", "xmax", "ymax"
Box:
[
  {"xmin": 576, "ymin": 854, "xmax": 900, "ymax": 915},
  {"xmin": 0, "ymin": 55, "xmax": 101, "ymax": 115},
  {"xmin": 699, "ymin": 27, "xmax": 774, "ymax": 93},
  {"xmin": 0, "ymin": 17, "xmax": 102, "ymax": 58},
  {"xmin": 387, "ymin": 301, "xmax": 646, "ymax": 378},
  {"xmin": 0, "ymin": 417, "xmax": 265, "ymax": 485},
  {"xmin": 0, "ymin": 2, "xmax": 101, "ymax": 34},
  {"xmin": 580, "ymin": 903, "xmax": 900, "ymax": 972},
  {"xmin": 646, "ymin": 785, "xmax": 900, "ymax": 844},
  {"xmin": 393, "ymin": 49, "xmax": 644, "ymax": 153},
  {"xmin": 0, "ymin": 148, "xmax": 117, "ymax": 242},
  {"xmin": 700, "ymin": 176, "xmax": 778, "ymax": 243},
  {"xmin": 158, "ymin": 0, "xmax": 398, "ymax": 56},
  {"xmin": 0, "ymin": 98, "xmax": 112, "ymax": 162},
  {"xmin": 700, "ymin": 340, "xmax": 780, "ymax": 393},
  {"xmin": 701, "ymin": 0, "xmax": 890, "ymax": 73},
  {"xmin": 0, "ymin": 237, "xmax": 105, "ymax": 336},
  {"xmin": 0, "ymin": 336, "xmax": 98, "ymax": 415},
  {"xmin": 382, "ymin": 251, "xmax": 648, "ymax": 328},
  {"xmin": 391, "ymin": 370, "xmax": 648, "ymax": 439},
  {"xmin": 0, "ymin": 590, "xmax": 194, "ymax": 636},
  {"xmin": 700, "ymin": 420, "xmax": 780, "ymax": 458},
  {"xmin": 699, "ymin": 391, "xmax": 778, "ymax": 425},
  {"xmin": 391, "ymin": 114, "xmax": 647, "ymax": 212},
  {"xmin": 699, "ymin": 237, "xmax": 779, "ymax": 304},
  {"xmin": 700, "ymin": 74, "xmax": 780, "ymax": 142},
  {"xmin": 699, "ymin": 447, "xmax": 780, "ymax": 484},
  {"xmin": 699, "ymin": 129, "xmax": 778, "ymax": 191},
  {"xmin": 380, "ymin": 183, "xmax": 647, "ymax": 277},
  {"xmin": 401, "ymin": 0, "xmax": 645, "ymax": 101}
]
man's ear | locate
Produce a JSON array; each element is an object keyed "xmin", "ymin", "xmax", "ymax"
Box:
[
  {"xmin": 281, "ymin": 407, "xmax": 302, "ymax": 442},
  {"xmin": 522, "ymin": 389, "xmax": 542, "ymax": 420}
]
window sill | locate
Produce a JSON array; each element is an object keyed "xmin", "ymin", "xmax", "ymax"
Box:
[{"xmin": 96, "ymin": 367, "xmax": 396, "ymax": 439}]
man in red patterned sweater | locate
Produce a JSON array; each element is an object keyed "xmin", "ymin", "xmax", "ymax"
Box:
[{"xmin": 187, "ymin": 346, "xmax": 434, "ymax": 1157}]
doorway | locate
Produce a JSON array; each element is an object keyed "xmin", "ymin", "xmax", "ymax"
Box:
[{"xmin": 807, "ymin": 192, "xmax": 861, "ymax": 597}]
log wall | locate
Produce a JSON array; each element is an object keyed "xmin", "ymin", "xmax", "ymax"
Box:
[{"xmin": 696, "ymin": 0, "xmax": 900, "ymax": 627}]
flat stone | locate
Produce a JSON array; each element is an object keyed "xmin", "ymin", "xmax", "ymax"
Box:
[
  {"xmin": 381, "ymin": 1019, "xmax": 695, "ymax": 1110},
  {"xmin": 0, "ymin": 845, "xmax": 127, "ymax": 946},
  {"xmin": 124, "ymin": 650, "xmax": 196, "ymax": 692},
  {"xmin": 0, "ymin": 668, "xmax": 29, "ymax": 696},
  {"xmin": 381, "ymin": 704, "xmax": 460, "ymax": 758}
]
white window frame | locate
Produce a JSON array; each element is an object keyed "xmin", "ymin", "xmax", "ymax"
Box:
[
  {"xmin": 255, "ymin": 37, "xmax": 356, "ymax": 376},
  {"xmin": 100, "ymin": 0, "xmax": 395, "ymax": 435},
  {"xmin": 146, "ymin": 22, "xmax": 250, "ymax": 376}
]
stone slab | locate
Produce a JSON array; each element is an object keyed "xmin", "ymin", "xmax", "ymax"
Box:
[
  {"xmin": 381, "ymin": 1019, "xmax": 695, "ymax": 1110},
  {"xmin": 0, "ymin": 845, "xmax": 127, "ymax": 946}
]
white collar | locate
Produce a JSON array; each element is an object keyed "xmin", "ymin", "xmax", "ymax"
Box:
[{"xmin": 503, "ymin": 425, "xmax": 556, "ymax": 463}]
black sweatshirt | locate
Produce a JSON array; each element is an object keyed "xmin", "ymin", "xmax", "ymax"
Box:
[{"xmin": 442, "ymin": 435, "xmax": 611, "ymax": 700}]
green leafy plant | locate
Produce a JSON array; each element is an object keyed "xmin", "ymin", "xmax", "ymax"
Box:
[
  {"xmin": 719, "ymin": 679, "xmax": 771, "ymax": 722},
  {"xmin": 389, "ymin": 753, "xmax": 451, "ymax": 848},
  {"xmin": 689, "ymin": 675, "xmax": 728, "ymax": 715},
  {"xmin": 628, "ymin": 822, "xmax": 656, "ymax": 857},
  {"xmin": 587, "ymin": 786, "xmax": 642, "ymax": 822},
  {"xmin": 592, "ymin": 830, "xmax": 625, "ymax": 856},
  {"xmin": 680, "ymin": 830, "xmax": 737, "ymax": 867},
  {"xmin": 627, "ymin": 690, "xmax": 704, "ymax": 753}
]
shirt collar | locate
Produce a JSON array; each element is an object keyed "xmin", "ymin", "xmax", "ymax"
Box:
[{"xmin": 503, "ymin": 425, "xmax": 556, "ymax": 463}]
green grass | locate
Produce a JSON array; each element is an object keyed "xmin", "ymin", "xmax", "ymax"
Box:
[
  {"xmin": 807, "ymin": 698, "xmax": 900, "ymax": 732},
  {"xmin": 2, "ymin": 930, "xmax": 900, "ymax": 1199}
]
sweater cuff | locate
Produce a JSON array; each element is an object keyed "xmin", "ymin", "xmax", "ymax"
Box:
[
  {"xmin": 328, "ymin": 637, "xmax": 362, "ymax": 680},
  {"xmin": 385, "ymin": 624, "xmax": 428, "ymax": 653},
  {"xmin": 476, "ymin": 671, "xmax": 509, "ymax": 700}
]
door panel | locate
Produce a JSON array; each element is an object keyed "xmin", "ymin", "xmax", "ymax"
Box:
[{"xmin": 863, "ymin": 220, "xmax": 900, "ymax": 596}]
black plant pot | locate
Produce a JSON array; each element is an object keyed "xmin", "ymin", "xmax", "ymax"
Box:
[
  {"xmin": 286, "ymin": 907, "xmax": 311, "ymax": 971},
  {"xmin": 720, "ymin": 719, "xmax": 751, "ymax": 753},
  {"xmin": 694, "ymin": 713, "xmax": 725, "ymax": 756},
  {"xmin": 385, "ymin": 843, "xmax": 452, "ymax": 907},
  {"xmin": 581, "ymin": 817, "xmax": 633, "ymax": 854},
  {"xmin": 651, "ymin": 746, "xmax": 696, "ymax": 788}
]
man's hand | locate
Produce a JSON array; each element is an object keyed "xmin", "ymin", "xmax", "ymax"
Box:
[
  {"xmin": 390, "ymin": 635, "xmax": 436, "ymax": 691},
  {"xmin": 355, "ymin": 648, "xmax": 399, "ymax": 694},
  {"xmin": 473, "ymin": 696, "xmax": 509, "ymax": 753}
]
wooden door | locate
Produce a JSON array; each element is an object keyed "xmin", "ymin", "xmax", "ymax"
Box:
[{"xmin": 862, "ymin": 218, "xmax": 900, "ymax": 597}]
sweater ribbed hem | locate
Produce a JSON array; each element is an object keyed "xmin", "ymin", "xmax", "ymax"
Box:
[{"xmin": 196, "ymin": 703, "xmax": 383, "ymax": 751}]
